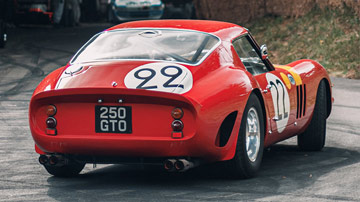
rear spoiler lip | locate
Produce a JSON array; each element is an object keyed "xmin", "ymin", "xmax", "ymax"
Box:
[{"xmin": 30, "ymin": 87, "xmax": 201, "ymax": 111}]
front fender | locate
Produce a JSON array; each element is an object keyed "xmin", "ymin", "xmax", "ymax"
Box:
[{"xmin": 288, "ymin": 59, "xmax": 333, "ymax": 128}]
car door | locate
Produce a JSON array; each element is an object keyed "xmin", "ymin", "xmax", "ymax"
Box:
[{"xmin": 232, "ymin": 34, "xmax": 297, "ymax": 137}]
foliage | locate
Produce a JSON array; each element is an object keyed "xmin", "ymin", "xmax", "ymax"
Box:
[{"xmin": 244, "ymin": 7, "xmax": 360, "ymax": 79}]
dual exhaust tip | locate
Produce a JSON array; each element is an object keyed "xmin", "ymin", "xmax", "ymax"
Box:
[
  {"xmin": 39, "ymin": 155, "xmax": 64, "ymax": 166},
  {"xmin": 40, "ymin": 155, "xmax": 196, "ymax": 172},
  {"xmin": 163, "ymin": 159, "xmax": 196, "ymax": 172}
]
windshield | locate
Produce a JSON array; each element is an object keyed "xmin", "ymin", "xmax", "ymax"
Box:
[{"xmin": 71, "ymin": 29, "xmax": 220, "ymax": 65}]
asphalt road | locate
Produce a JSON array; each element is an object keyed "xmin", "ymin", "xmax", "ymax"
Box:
[{"xmin": 0, "ymin": 24, "xmax": 359, "ymax": 202}]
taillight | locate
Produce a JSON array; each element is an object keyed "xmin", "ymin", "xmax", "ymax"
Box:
[
  {"xmin": 171, "ymin": 120, "xmax": 184, "ymax": 131},
  {"xmin": 46, "ymin": 105, "xmax": 57, "ymax": 116},
  {"xmin": 46, "ymin": 117, "xmax": 57, "ymax": 128},
  {"xmin": 171, "ymin": 108, "xmax": 183, "ymax": 119},
  {"xmin": 45, "ymin": 104, "xmax": 57, "ymax": 135},
  {"xmin": 171, "ymin": 107, "xmax": 184, "ymax": 139}
]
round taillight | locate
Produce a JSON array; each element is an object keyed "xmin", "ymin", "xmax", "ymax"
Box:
[
  {"xmin": 46, "ymin": 105, "xmax": 57, "ymax": 116},
  {"xmin": 46, "ymin": 117, "xmax": 57, "ymax": 128},
  {"xmin": 171, "ymin": 120, "xmax": 184, "ymax": 131},
  {"xmin": 171, "ymin": 108, "xmax": 183, "ymax": 119}
]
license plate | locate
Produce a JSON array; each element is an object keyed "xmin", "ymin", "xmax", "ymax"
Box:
[{"xmin": 95, "ymin": 106, "xmax": 132, "ymax": 133}]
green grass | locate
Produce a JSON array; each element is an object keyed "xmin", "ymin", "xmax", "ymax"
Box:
[{"xmin": 244, "ymin": 7, "xmax": 360, "ymax": 79}]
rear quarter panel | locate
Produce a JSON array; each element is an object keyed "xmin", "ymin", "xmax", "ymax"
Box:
[{"xmin": 183, "ymin": 44, "xmax": 258, "ymax": 161}]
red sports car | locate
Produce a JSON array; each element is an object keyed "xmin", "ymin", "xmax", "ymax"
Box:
[{"xmin": 29, "ymin": 20, "xmax": 333, "ymax": 178}]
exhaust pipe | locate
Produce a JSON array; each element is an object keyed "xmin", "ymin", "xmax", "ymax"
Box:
[
  {"xmin": 163, "ymin": 159, "xmax": 176, "ymax": 171},
  {"xmin": 49, "ymin": 155, "xmax": 58, "ymax": 165},
  {"xmin": 174, "ymin": 159, "xmax": 198, "ymax": 172},
  {"xmin": 39, "ymin": 154, "xmax": 67, "ymax": 166},
  {"xmin": 39, "ymin": 155, "xmax": 48, "ymax": 165}
]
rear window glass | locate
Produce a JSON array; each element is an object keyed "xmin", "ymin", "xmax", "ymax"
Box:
[{"xmin": 71, "ymin": 29, "xmax": 220, "ymax": 65}]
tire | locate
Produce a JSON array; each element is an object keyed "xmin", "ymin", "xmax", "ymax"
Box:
[
  {"xmin": 298, "ymin": 80, "xmax": 327, "ymax": 151},
  {"xmin": 44, "ymin": 162, "xmax": 85, "ymax": 177},
  {"xmin": 227, "ymin": 93, "xmax": 265, "ymax": 179}
]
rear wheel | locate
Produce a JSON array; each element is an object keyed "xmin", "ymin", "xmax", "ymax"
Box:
[
  {"xmin": 227, "ymin": 93, "xmax": 264, "ymax": 179},
  {"xmin": 44, "ymin": 162, "xmax": 85, "ymax": 177},
  {"xmin": 298, "ymin": 80, "xmax": 327, "ymax": 151}
]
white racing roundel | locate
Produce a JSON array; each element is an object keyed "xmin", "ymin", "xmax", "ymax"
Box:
[
  {"xmin": 124, "ymin": 63, "xmax": 193, "ymax": 94},
  {"xmin": 266, "ymin": 73, "xmax": 291, "ymax": 133}
]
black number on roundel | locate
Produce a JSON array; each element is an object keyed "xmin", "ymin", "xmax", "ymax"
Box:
[
  {"xmin": 134, "ymin": 66, "xmax": 185, "ymax": 90},
  {"xmin": 161, "ymin": 66, "xmax": 184, "ymax": 89},
  {"xmin": 270, "ymin": 79, "xmax": 288, "ymax": 121},
  {"xmin": 134, "ymin": 68, "xmax": 157, "ymax": 89}
]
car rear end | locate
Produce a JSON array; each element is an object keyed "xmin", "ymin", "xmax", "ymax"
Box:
[
  {"xmin": 29, "ymin": 87, "xmax": 203, "ymax": 155},
  {"xmin": 29, "ymin": 24, "xmax": 225, "ymax": 173},
  {"xmin": 14, "ymin": 0, "xmax": 53, "ymax": 24}
]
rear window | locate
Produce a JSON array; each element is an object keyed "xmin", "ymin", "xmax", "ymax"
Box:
[{"xmin": 71, "ymin": 29, "xmax": 220, "ymax": 65}]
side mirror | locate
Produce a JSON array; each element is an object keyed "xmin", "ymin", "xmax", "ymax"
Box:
[{"xmin": 260, "ymin": 44, "xmax": 268, "ymax": 60}]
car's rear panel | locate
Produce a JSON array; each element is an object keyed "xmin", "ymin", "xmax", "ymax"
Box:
[{"xmin": 29, "ymin": 88, "xmax": 200, "ymax": 157}]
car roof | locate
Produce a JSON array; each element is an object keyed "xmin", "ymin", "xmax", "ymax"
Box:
[{"xmin": 106, "ymin": 20, "xmax": 247, "ymax": 41}]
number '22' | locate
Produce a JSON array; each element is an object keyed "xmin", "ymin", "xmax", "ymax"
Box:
[
  {"xmin": 134, "ymin": 66, "xmax": 185, "ymax": 89},
  {"xmin": 270, "ymin": 79, "xmax": 288, "ymax": 120}
]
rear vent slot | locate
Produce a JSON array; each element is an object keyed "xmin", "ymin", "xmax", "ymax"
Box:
[
  {"xmin": 296, "ymin": 86, "xmax": 300, "ymax": 119},
  {"xmin": 296, "ymin": 84, "xmax": 306, "ymax": 119},
  {"xmin": 299, "ymin": 85, "xmax": 303, "ymax": 118},
  {"xmin": 303, "ymin": 84, "xmax": 306, "ymax": 116}
]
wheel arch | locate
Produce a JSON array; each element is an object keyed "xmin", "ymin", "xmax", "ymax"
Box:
[
  {"xmin": 221, "ymin": 88, "xmax": 266, "ymax": 158},
  {"xmin": 288, "ymin": 59, "xmax": 332, "ymax": 119},
  {"xmin": 251, "ymin": 88, "xmax": 267, "ymax": 139}
]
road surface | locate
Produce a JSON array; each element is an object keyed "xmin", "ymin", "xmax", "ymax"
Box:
[{"xmin": 0, "ymin": 24, "xmax": 359, "ymax": 201}]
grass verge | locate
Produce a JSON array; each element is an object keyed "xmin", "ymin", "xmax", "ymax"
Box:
[{"xmin": 244, "ymin": 7, "xmax": 360, "ymax": 79}]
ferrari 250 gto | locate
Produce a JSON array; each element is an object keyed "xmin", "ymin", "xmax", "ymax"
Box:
[{"xmin": 29, "ymin": 20, "xmax": 333, "ymax": 178}]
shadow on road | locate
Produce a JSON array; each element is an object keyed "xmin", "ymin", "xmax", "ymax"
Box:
[{"xmin": 45, "ymin": 144, "xmax": 360, "ymax": 200}]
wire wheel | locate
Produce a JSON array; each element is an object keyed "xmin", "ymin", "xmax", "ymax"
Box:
[
  {"xmin": 246, "ymin": 107, "xmax": 261, "ymax": 162},
  {"xmin": 226, "ymin": 93, "xmax": 264, "ymax": 179}
]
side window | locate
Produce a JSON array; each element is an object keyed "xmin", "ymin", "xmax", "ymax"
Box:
[{"xmin": 233, "ymin": 36, "xmax": 269, "ymax": 75}]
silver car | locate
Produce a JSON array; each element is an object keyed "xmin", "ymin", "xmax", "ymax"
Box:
[{"xmin": 108, "ymin": 0, "xmax": 165, "ymax": 22}]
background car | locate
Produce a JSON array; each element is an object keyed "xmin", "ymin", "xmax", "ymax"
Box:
[
  {"xmin": 12, "ymin": 0, "xmax": 53, "ymax": 25},
  {"xmin": 29, "ymin": 20, "xmax": 333, "ymax": 178},
  {"xmin": 107, "ymin": 0, "xmax": 165, "ymax": 22}
]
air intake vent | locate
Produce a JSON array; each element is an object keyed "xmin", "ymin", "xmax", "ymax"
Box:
[{"xmin": 296, "ymin": 84, "xmax": 306, "ymax": 119}]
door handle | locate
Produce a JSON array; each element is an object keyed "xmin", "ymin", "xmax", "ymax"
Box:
[{"xmin": 263, "ymin": 84, "xmax": 272, "ymax": 93}]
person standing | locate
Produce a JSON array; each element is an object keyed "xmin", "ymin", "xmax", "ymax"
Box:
[
  {"xmin": 67, "ymin": 0, "xmax": 81, "ymax": 26},
  {"xmin": 0, "ymin": 0, "xmax": 9, "ymax": 48},
  {"xmin": 52, "ymin": 0, "xmax": 65, "ymax": 26}
]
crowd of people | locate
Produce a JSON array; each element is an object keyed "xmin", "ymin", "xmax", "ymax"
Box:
[{"xmin": 0, "ymin": 0, "xmax": 101, "ymax": 28}]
